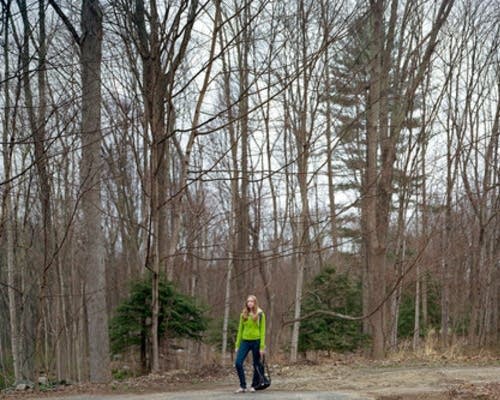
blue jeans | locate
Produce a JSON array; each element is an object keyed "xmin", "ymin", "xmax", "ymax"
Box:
[{"xmin": 235, "ymin": 339, "xmax": 261, "ymax": 389}]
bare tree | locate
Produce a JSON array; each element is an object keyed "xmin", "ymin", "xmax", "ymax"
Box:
[
  {"xmin": 48, "ymin": 0, "xmax": 112, "ymax": 382},
  {"xmin": 363, "ymin": 0, "xmax": 454, "ymax": 358},
  {"xmin": 113, "ymin": 0, "xmax": 202, "ymax": 372},
  {"xmin": 1, "ymin": 0, "xmax": 21, "ymax": 382},
  {"xmin": 79, "ymin": 0, "xmax": 111, "ymax": 383}
]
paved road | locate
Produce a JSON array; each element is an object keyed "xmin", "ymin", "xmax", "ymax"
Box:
[{"xmin": 41, "ymin": 389, "xmax": 373, "ymax": 400}]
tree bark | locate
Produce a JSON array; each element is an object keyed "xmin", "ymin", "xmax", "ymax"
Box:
[
  {"xmin": 221, "ymin": 257, "xmax": 233, "ymax": 366},
  {"xmin": 2, "ymin": 0, "xmax": 21, "ymax": 382},
  {"xmin": 234, "ymin": 0, "xmax": 251, "ymax": 299},
  {"xmin": 80, "ymin": 0, "xmax": 111, "ymax": 383},
  {"xmin": 290, "ymin": 0, "xmax": 313, "ymax": 363},
  {"xmin": 364, "ymin": 0, "xmax": 385, "ymax": 359},
  {"xmin": 19, "ymin": 0, "xmax": 56, "ymax": 382},
  {"xmin": 219, "ymin": 3, "xmax": 238, "ymax": 362}
]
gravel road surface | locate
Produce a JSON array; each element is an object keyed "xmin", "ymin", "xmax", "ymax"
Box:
[{"xmin": 37, "ymin": 390, "xmax": 372, "ymax": 400}]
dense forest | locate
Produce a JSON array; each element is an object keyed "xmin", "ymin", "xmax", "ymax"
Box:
[{"xmin": 0, "ymin": 0, "xmax": 498, "ymax": 387}]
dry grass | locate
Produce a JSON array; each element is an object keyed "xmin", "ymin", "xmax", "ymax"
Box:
[{"xmin": 386, "ymin": 331, "xmax": 500, "ymax": 367}]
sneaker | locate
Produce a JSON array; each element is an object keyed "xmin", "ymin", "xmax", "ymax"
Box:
[
  {"xmin": 235, "ymin": 387, "xmax": 246, "ymax": 393},
  {"xmin": 249, "ymin": 387, "xmax": 256, "ymax": 392}
]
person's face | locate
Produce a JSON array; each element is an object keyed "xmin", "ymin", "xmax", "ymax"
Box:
[{"xmin": 246, "ymin": 298, "xmax": 255, "ymax": 309}]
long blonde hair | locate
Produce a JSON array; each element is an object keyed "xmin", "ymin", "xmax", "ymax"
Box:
[{"xmin": 241, "ymin": 295, "xmax": 260, "ymax": 321}]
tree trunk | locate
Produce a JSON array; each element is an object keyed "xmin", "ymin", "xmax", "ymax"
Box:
[
  {"xmin": 290, "ymin": 253, "xmax": 305, "ymax": 363},
  {"xmin": 234, "ymin": 1, "xmax": 251, "ymax": 299},
  {"xmin": 258, "ymin": 16, "xmax": 278, "ymax": 354},
  {"xmin": 80, "ymin": 0, "xmax": 110, "ymax": 383},
  {"xmin": 290, "ymin": 131, "xmax": 311, "ymax": 363},
  {"xmin": 5, "ymin": 118, "xmax": 20, "ymax": 385},
  {"xmin": 413, "ymin": 263, "xmax": 421, "ymax": 350},
  {"xmin": 421, "ymin": 142, "xmax": 429, "ymax": 331},
  {"xmin": 0, "ymin": 327, "xmax": 5, "ymax": 381},
  {"xmin": 322, "ymin": 12, "xmax": 337, "ymax": 252},
  {"xmin": 221, "ymin": 258, "xmax": 233, "ymax": 366},
  {"xmin": 289, "ymin": 0, "xmax": 313, "ymax": 363},
  {"xmin": 19, "ymin": 0, "xmax": 55, "ymax": 383},
  {"xmin": 219, "ymin": 2, "xmax": 238, "ymax": 362},
  {"xmin": 127, "ymin": 0, "xmax": 199, "ymax": 371},
  {"xmin": 363, "ymin": 0, "xmax": 454, "ymax": 358},
  {"xmin": 442, "ymin": 72, "xmax": 456, "ymax": 347},
  {"xmin": 2, "ymin": 1, "xmax": 21, "ymax": 382},
  {"xmin": 364, "ymin": 0, "xmax": 385, "ymax": 359}
]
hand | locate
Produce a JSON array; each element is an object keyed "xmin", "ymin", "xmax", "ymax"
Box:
[{"xmin": 260, "ymin": 350, "xmax": 265, "ymax": 358}]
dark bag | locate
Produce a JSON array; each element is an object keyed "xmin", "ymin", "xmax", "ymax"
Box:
[{"xmin": 254, "ymin": 356, "xmax": 271, "ymax": 390}]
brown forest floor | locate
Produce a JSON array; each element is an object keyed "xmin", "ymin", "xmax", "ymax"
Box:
[{"xmin": 2, "ymin": 350, "xmax": 500, "ymax": 399}]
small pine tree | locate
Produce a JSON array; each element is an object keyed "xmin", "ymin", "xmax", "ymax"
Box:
[
  {"xmin": 299, "ymin": 267, "xmax": 366, "ymax": 353},
  {"xmin": 109, "ymin": 278, "xmax": 207, "ymax": 371},
  {"xmin": 398, "ymin": 280, "xmax": 441, "ymax": 338}
]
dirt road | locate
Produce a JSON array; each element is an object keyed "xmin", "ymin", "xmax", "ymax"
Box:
[
  {"xmin": 274, "ymin": 364, "xmax": 500, "ymax": 397},
  {"xmin": 33, "ymin": 391, "xmax": 370, "ymax": 400},
  {"xmin": 5, "ymin": 364, "xmax": 500, "ymax": 399}
]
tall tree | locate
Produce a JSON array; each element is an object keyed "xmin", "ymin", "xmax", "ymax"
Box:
[
  {"xmin": 232, "ymin": 0, "xmax": 252, "ymax": 299},
  {"xmin": 18, "ymin": 0, "xmax": 60, "ymax": 381},
  {"xmin": 363, "ymin": 0, "xmax": 454, "ymax": 358},
  {"xmin": 114, "ymin": 0, "xmax": 200, "ymax": 372},
  {"xmin": 79, "ymin": 0, "xmax": 111, "ymax": 383},
  {"xmin": 49, "ymin": 0, "xmax": 112, "ymax": 382},
  {"xmin": 1, "ymin": 0, "xmax": 21, "ymax": 383},
  {"xmin": 286, "ymin": 0, "xmax": 318, "ymax": 363}
]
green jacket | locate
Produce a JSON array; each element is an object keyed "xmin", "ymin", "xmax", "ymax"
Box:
[{"xmin": 235, "ymin": 310, "xmax": 266, "ymax": 351}]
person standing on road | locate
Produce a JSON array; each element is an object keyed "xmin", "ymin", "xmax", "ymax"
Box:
[{"xmin": 234, "ymin": 295, "xmax": 266, "ymax": 393}]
